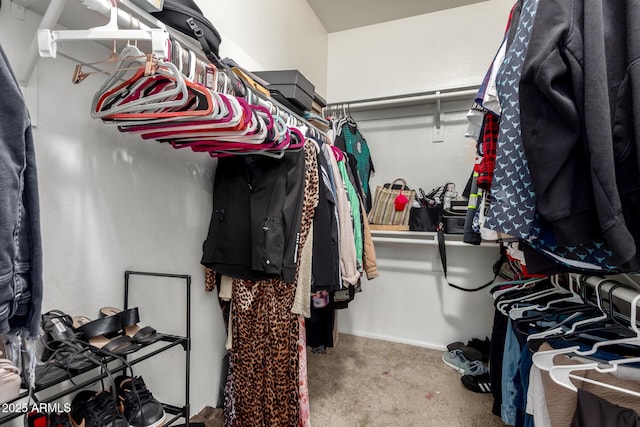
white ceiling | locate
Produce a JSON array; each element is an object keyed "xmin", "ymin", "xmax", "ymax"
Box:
[{"xmin": 306, "ymin": 0, "xmax": 490, "ymax": 33}]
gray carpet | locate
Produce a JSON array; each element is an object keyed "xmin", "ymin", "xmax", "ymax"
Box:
[{"xmin": 307, "ymin": 334, "xmax": 506, "ymax": 427}]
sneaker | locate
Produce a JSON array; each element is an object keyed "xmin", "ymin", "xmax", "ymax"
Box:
[
  {"xmin": 446, "ymin": 341, "xmax": 482, "ymax": 361},
  {"xmin": 115, "ymin": 376, "xmax": 165, "ymax": 427},
  {"xmin": 442, "ymin": 349, "xmax": 472, "ymax": 373},
  {"xmin": 49, "ymin": 412, "xmax": 73, "ymax": 427},
  {"xmin": 463, "ymin": 360, "xmax": 489, "ymax": 376},
  {"xmin": 466, "ymin": 337, "xmax": 491, "ymax": 363},
  {"xmin": 69, "ymin": 390, "xmax": 129, "ymax": 427},
  {"xmin": 27, "ymin": 411, "xmax": 48, "ymax": 427},
  {"xmin": 461, "ymin": 373, "xmax": 492, "ymax": 393}
]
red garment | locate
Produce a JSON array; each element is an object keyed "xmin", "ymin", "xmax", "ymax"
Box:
[{"xmin": 477, "ymin": 113, "xmax": 499, "ymax": 190}]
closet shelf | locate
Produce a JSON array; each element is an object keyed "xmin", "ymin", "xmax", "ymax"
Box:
[{"xmin": 371, "ymin": 230, "xmax": 499, "ymax": 248}]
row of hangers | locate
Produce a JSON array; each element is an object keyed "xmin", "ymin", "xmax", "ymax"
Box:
[
  {"xmin": 490, "ymin": 272, "xmax": 640, "ymax": 397},
  {"xmin": 74, "ymin": 36, "xmax": 327, "ymax": 158}
]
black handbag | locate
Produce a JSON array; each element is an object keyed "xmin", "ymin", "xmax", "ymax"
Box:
[
  {"xmin": 151, "ymin": 1, "xmax": 248, "ymax": 97},
  {"xmin": 409, "ymin": 205, "xmax": 442, "ymax": 232},
  {"xmin": 151, "ymin": 0, "xmax": 222, "ymax": 60},
  {"xmin": 409, "ymin": 185, "xmax": 448, "ymax": 231}
]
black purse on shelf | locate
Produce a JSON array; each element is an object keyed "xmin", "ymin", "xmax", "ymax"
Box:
[
  {"xmin": 409, "ymin": 204, "xmax": 442, "ymax": 232},
  {"xmin": 409, "ymin": 185, "xmax": 448, "ymax": 232}
]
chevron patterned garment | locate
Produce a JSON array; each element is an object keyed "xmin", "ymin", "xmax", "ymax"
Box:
[{"xmin": 484, "ymin": 0, "xmax": 539, "ymax": 239}]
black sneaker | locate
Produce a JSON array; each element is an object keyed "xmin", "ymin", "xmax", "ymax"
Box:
[
  {"xmin": 115, "ymin": 376, "xmax": 165, "ymax": 427},
  {"xmin": 461, "ymin": 373, "xmax": 492, "ymax": 393},
  {"xmin": 466, "ymin": 337, "xmax": 491, "ymax": 363},
  {"xmin": 70, "ymin": 390, "xmax": 129, "ymax": 427},
  {"xmin": 49, "ymin": 412, "xmax": 73, "ymax": 427}
]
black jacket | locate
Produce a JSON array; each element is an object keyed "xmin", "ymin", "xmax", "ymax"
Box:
[
  {"xmin": 312, "ymin": 148, "xmax": 341, "ymax": 291},
  {"xmin": 520, "ymin": 0, "xmax": 640, "ymax": 267},
  {"xmin": 201, "ymin": 150, "xmax": 305, "ymax": 282}
]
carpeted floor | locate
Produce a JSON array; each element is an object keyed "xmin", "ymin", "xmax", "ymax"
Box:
[{"xmin": 307, "ymin": 334, "xmax": 506, "ymax": 427}]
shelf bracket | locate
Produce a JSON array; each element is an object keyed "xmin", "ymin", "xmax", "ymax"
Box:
[
  {"xmin": 432, "ymin": 90, "xmax": 444, "ymax": 143},
  {"xmin": 35, "ymin": 0, "xmax": 169, "ymax": 59},
  {"xmin": 37, "ymin": 27, "xmax": 169, "ymax": 59}
]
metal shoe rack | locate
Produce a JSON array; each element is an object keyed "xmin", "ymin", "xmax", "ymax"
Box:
[{"xmin": 0, "ymin": 270, "xmax": 192, "ymax": 426}]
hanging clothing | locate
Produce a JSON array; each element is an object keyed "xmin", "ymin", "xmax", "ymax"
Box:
[
  {"xmin": 359, "ymin": 197, "xmax": 379, "ymax": 280},
  {"xmin": 484, "ymin": 0, "xmax": 540, "ymax": 240},
  {"xmin": 334, "ymin": 122, "xmax": 375, "ymax": 211},
  {"xmin": 571, "ymin": 389, "xmax": 640, "ymax": 427},
  {"xmin": 312, "ymin": 146, "xmax": 341, "ymax": 292},
  {"xmin": 292, "ymin": 141, "xmax": 320, "ymax": 318},
  {"xmin": 0, "ymin": 44, "xmax": 43, "ymax": 340},
  {"xmin": 338, "ymin": 159, "xmax": 363, "ymax": 272},
  {"xmin": 297, "ymin": 316, "xmax": 310, "ymax": 427},
  {"xmin": 519, "ymin": 0, "xmax": 640, "ymax": 269},
  {"xmin": 201, "ymin": 150, "xmax": 305, "ymax": 282},
  {"xmin": 230, "ymin": 278, "xmax": 300, "ymax": 426},
  {"xmin": 323, "ymin": 145, "xmax": 359, "ymax": 287},
  {"xmin": 222, "ymin": 140, "xmax": 319, "ymax": 426}
]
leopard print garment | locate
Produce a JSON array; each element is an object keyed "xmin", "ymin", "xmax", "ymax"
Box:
[{"xmin": 229, "ymin": 141, "xmax": 319, "ymax": 427}]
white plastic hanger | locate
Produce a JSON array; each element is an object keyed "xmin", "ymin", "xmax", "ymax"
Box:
[
  {"xmin": 532, "ymin": 278, "xmax": 612, "ymax": 371},
  {"xmin": 508, "ymin": 275, "xmax": 585, "ymax": 320},
  {"xmin": 90, "ymin": 45, "xmax": 189, "ymax": 118},
  {"xmin": 547, "ymin": 293, "xmax": 640, "ymax": 395}
]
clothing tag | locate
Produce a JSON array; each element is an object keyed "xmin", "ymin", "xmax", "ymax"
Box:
[
  {"xmin": 205, "ymin": 65, "xmax": 216, "ymax": 90},
  {"xmin": 52, "ymin": 318, "xmax": 66, "ymax": 333},
  {"xmin": 356, "ymin": 141, "xmax": 362, "ymax": 153}
]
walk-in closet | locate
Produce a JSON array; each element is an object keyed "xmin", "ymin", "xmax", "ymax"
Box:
[{"xmin": 1, "ymin": 0, "xmax": 639, "ymax": 426}]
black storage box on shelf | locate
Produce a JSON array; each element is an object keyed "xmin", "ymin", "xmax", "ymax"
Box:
[
  {"xmin": 442, "ymin": 199, "xmax": 468, "ymax": 234},
  {"xmin": 443, "ymin": 213, "xmax": 466, "ymax": 234},
  {"xmin": 253, "ymin": 70, "xmax": 315, "ymax": 113}
]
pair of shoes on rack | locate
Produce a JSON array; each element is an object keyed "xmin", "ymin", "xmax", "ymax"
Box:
[
  {"xmin": 70, "ymin": 376, "xmax": 165, "ymax": 427},
  {"xmin": 35, "ymin": 310, "xmax": 103, "ymax": 389},
  {"xmin": 73, "ymin": 306, "xmax": 161, "ymax": 356},
  {"xmin": 446, "ymin": 337, "xmax": 491, "ymax": 362},
  {"xmin": 442, "ymin": 349, "xmax": 489, "ymax": 376},
  {"xmin": 27, "ymin": 411, "xmax": 72, "ymax": 427}
]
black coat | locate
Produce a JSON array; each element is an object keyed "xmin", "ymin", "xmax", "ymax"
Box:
[
  {"xmin": 520, "ymin": 0, "xmax": 640, "ymax": 268},
  {"xmin": 201, "ymin": 149, "xmax": 305, "ymax": 282}
]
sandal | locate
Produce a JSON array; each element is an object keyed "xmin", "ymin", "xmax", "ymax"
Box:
[
  {"xmin": 72, "ymin": 316, "xmax": 141, "ymax": 355},
  {"xmin": 99, "ymin": 307, "xmax": 161, "ymax": 345},
  {"xmin": 41, "ymin": 311, "xmax": 98, "ymax": 371}
]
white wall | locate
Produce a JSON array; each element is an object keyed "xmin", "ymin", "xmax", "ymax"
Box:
[
  {"xmin": 327, "ymin": 0, "xmax": 514, "ymax": 102},
  {"xmin": 205, "ymin": 0, "xmax": 328, "ymax": 97},
  {"xmin": 341, "ymin": 238, "xmax": 501, "ymax": 349},
  {"xmin": 0, "ymin": 0, "xmax": 327, "ymax": 422},
  {"xmin": 337, "ymin": 103, "xmax": 502, "ymax": 349},
  {"xmin": 327, "ymin": 0, "xmax": 515, "ymax": 347}
]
